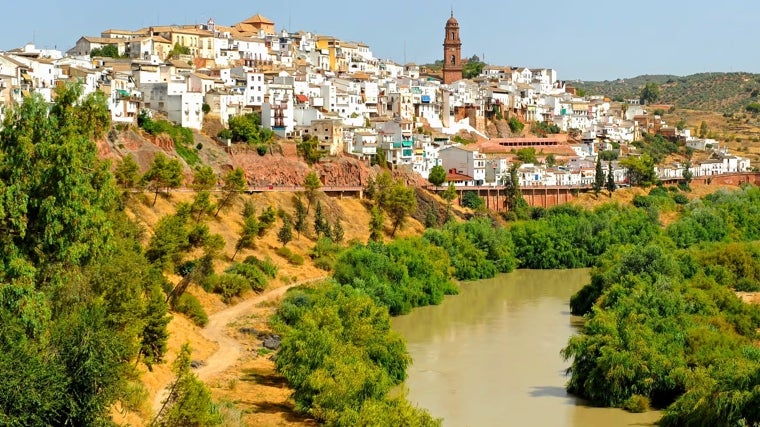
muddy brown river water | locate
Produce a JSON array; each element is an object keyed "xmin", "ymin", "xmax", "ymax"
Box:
[{"xmin": 391, "ymin": 269, "xmax": 662, "ymax": 427}]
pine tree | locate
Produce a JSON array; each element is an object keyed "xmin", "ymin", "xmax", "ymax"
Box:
[
  {"xmin": 114, "ymin": 154, "xmax": 140, "ymax": 189},
  {"xmin": 331, "ymin": 217, "xmax": 345, "ymax": 243},
  {"xmin": 233, "ymin": 214, "xmax": 259, "ymax": 261},
  {"xmin": 142, "ymin": 152, "xmax": 184, "ymax": 206},
  {"xmin": 155, "ymin": 343, "xmax": 222, "ymax": 426},
  {"xmin": 215, "ymin": 167, "xmax": 246, "ymax": 217},
  {"xmin": 369, "ymin": 206, "xmax": 385, "ymax": 242},
  {"xmin": 593, "ymin": 155, "xmax": 605, "ymax": 197},
  {"xmin": 313, "ymin": 201, "xmax": 329, "ymax": 238},
  {"xmin": 190, "ymin": 190, "xmax": 215, "ymax": 223},
  {"xmin": 294, "ymin": 196, "xmax": 307, "ymax": 239},
  {"xmin": 140, "ymin": 282, "xmax": 170, "ymax": 370},
  {"xmin": 605, "ymin": 161, "xmax": 617, "ymax": 197},
  {"xmin": 303, "ymin": 170, "xmax": 321, "ymax": 215},
  {"xmin": 278, "ymin": 215, "xmax": 293, "ymax": 247}
]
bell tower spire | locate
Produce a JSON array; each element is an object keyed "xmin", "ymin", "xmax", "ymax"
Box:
[{"xmin": 442, "ymin": 11, "xmax": 462, "ymax": 84}]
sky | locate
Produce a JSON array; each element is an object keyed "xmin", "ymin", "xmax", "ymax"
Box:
[{"xmin": 3, "ymin": 0, "xmax": 758, "ymax": 81}]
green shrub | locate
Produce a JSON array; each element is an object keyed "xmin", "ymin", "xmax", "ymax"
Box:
[
  {"xmin": 173, "ymin": 293, "xmax": 208, "ymax": 327},
  {"xmin": 461, "ymin": 191, "xmax": 485, "ymax": 210},
  {"xmin": 632, "ymin": 195, "xmax": 654, "ymax": 208},
  {"xmin": 275, "ymin": 246, "xmax": 305, "ymax": 266},
  {"xmin": 310, "ymin": 237, "xmax": 343, "ymax": 272},
  {"xmin": 204, "ymin": 273, "xmax": 250, "ymax": 303},
  {"xmin": 242, "ymin": 255, "xmax": 278, "ymax": 278},
  {"xmin": 672, "ymin": 193, "xmax": 689, "ymax": 205},
  {"xmin": 623, "ymin": 395, "xmax": 650, "ymax": 413}
]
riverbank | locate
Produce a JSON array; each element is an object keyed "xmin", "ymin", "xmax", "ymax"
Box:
[{"xmin": 123, "ymin": 182, "xmax": 758, "ymax": 426}]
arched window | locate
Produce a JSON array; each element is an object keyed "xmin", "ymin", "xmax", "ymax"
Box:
[
  {"xmin": 450, "ymin": 31, "xmax": 455, "ymax": 40},
  {"xmin": 450, "ymin": 54, "xmax": 456, "ymax": 65}
]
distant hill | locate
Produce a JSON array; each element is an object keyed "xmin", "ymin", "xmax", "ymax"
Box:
[{"xmin": 574, "ymin": 72, "xmax": 760, "ymax": 113}]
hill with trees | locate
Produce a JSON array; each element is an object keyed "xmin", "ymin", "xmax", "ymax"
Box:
[{"xmin": 575, "ymin": 72, "xmax": 760, "ymax": 112}]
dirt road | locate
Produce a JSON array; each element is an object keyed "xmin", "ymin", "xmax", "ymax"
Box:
[{"xmin": 152, "ymin": 277, "xmax": 325, "ymax": 414}]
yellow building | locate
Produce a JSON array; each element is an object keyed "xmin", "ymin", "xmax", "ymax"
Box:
[{"xmin": 315, "ymin": 36, "xmax": 348, "ymax": 73}]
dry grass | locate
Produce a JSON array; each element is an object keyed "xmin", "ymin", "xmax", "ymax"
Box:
[{"xmin": 118, "ymin": 189, "xmax": 425, "ymax": 426}]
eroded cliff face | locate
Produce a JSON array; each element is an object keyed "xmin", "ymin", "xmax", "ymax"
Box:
[{"xmin": 108, "ymin": 129, "xmax": 380, "ymax": 188}]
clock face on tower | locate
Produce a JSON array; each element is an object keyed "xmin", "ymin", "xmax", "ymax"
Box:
[{"xmin": 443, "ymin": 12, "xmax": 462, "ymax": 84}]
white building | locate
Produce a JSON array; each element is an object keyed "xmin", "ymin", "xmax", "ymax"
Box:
[{"xmin": 438, "ymin": 145, "xmax": 487, "ymax": 185}]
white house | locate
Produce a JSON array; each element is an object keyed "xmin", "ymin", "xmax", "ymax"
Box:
[
  {"xmin": 438, "ymin": 145, "xmax": 487, "ymax": 185},
  {"xmin": 167, "ymin": 92, "xmax": 204, "ymax": 130}
]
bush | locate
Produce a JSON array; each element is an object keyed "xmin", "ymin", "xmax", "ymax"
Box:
[
  {"xmin": 623, "ymin": 395, "xmax": 650, "ymax": 413},
  {"xmin": 310, "ymin": 237, "xmax": 343, "ymax": 272},
  {"xmin": 218, "ymin": 128, "xmax": 233, "ymax": 140},
  {"xmin": 672, "ymin": 193, "xmax": 689, "ymax": 205},
  {"xmin": 632, "ymin": 195, "xmax": 654, "ymax": 208},
  {"xmin": 173, "ymin": 293, "xmax": 208, "ymax": 327},
  {"xmin": 203, "ymin": 274, "xmax": 250, "ymax": 303},
  {"xmin": 242, "ymin": 255, "xmax": 278, "ymax": 278},
  {"xmin": 461, "ymin": 191, "xmax": 485, "ymax": 210},
  {"xmin": 275, "ymin": 246, "xmax": 305, "ymax": 266}
]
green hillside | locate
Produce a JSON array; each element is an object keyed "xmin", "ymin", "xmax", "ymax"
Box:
[{"xmin": 575, "ymin": 72, "xmax": 760, "ymax": 113}]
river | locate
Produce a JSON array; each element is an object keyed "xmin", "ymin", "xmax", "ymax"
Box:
[{"xmin": 391, "ymin": 269, "xmax": 662, "ymax": 427}]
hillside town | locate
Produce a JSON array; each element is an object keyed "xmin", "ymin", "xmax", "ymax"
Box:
[{"xmin": 0, "ymin": 12, "xmax": 752, "ymax": 188}]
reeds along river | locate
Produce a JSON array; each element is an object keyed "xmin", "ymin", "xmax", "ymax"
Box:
[{"xmin": 391, "ymin": 269, "xmax": 662, "ymax": 427}]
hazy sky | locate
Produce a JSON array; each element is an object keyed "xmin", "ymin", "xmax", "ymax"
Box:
[{"xmin": 3, "ymin": 0, "xmax": 756, "ymax": 81}]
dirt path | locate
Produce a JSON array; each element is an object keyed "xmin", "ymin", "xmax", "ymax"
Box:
[{"xmin": 152, "ymin": 277, "xmax": 325, "ymax": 414}]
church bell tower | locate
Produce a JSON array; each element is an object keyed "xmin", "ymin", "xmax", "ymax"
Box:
[{"xmin": 442, "ymin": 11, "xmax": 462, "ymax": 84}]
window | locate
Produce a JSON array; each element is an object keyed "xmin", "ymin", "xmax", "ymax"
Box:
[{"xmin": 450, "ymin": 55, "xmax": 456, "ymax": 65}]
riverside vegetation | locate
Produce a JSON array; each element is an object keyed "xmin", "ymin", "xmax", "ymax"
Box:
[
  {"xmin": 2, "ymin": 83, "xmax": 760, "ymax": 426},
  {"xmin": 274, "ymin": 184, "xmax": 760, "ymax": 425}
]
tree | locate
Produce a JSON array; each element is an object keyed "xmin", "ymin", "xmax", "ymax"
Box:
[
  {"xmin": 155, "ymin": 343, "xmax": 222, "ymax": 426},
  {"xmin": 441, "ymin": 182, "xmax": 458, "ymax": 221},
  {"xmin": 331, "ymin": 218, "xmax": 345, "ymax": 243},
  {"xmin": 140, "ymin": 282, "xmax": 170, "ymax": 370},
  {"xmin": 699, "ymin": 121, "xmax": 709, "ymax": 138},
  {"xmin": 167, "ymin": 42, "xmax": 191, "ymax": 58},
  {"xmin": 190, "ymin": 191, "xmax": 215, "ymax": 223},
  {"xmin": 0, "ymin": 87, "xmax": 117, "ymax": 267},
  {"xmin": 461, "ymin": 191, "xmax": 485, "ymax": 210},
  {"xmin": 508, "ymin": 117, "xmax": 524, "ymax": 134},
  {"xmin": 142, "ymin": 152, "xmax": 184, "ymax": 206},
  {"xmin": 115, "ymin": 154, "xmax": 141, "ymax": 189},
  {"xmin": 640, "ymin": 82, "xmax": 660, "ymax": 105},
  {"xmin": 233, "ymin": 214, "xmax": 259, "ymax": 261},
  {"xmin": 593, "ymin": 156, "xmax": 605, "ymax": 197},
  {"xmin": 545, "ymin": 153, "xmax": 557, "ymax": 167},
  {"xmin": 428, "ymin": 165, "xmax": 446, "ymax": 187},
  {"xmin": 191, "ymin": 165, "xmax": 216, "ymax": 191},
  {"xmin": 516, "ymin": 147, "xmax": 537, "ymax": 164},
  {"xmin": 503, "ymin": 164, "xmax": 525, "ymax": 213},
  {"xmin": 277, "ymin": 215, "xmax": 293, "ymax": 247},
  {"xmin": 605, "ymin": 161, "xmax": 617, "ymax": 197},
  {"xmin": 385, "ymin": 181, "xmax": 417, "ymax": 237},
  {"xmin": 682, "ymin": 160, "xmax": 693, "ymax": 187},
  {"xmin": 90, "ymin": 44, "xmax": 120, "ymax": 58},
  {"xmin": 215, "ymin": 167, "xmax": 246, "ymax": 217},
  {"xmin": 303, "ymin": 170, "xmax": 321, "ymax": 214},
  {"xmin": 293, "ymin": 196, "xmax": 307, "ymax": 239},
  {"xmin": 313, "ymin": 201, "xmax": 329, "ymax": 238},
  {"xmin": 619, "ymin": 154, "xmax": 657, "ymax": 187},
  {"xmin": 369, "ymin": 206, "xmax": 385, "ymax": 242},
  {"xmin": 296, "ymin": 136, "xmax": 326, "ymax": 165}
]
